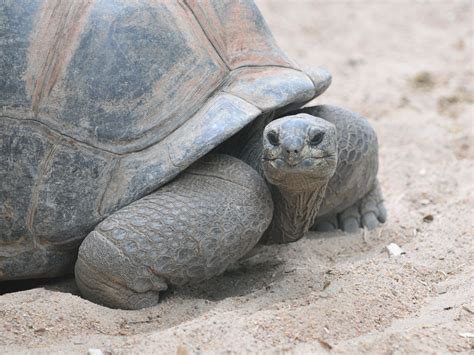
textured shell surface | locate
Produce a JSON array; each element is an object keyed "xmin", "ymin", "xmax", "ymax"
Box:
[{"xmin": 0, "ymin": 0, "xmax": 321, "ymax": 280}]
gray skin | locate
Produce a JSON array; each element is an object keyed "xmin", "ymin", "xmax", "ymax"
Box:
[{"xmin": 75, "ymin": 105, "xmax": 386, "ymax": 309}]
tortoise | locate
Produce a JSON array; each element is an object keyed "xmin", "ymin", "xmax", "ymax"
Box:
[{"xmin": 0, "ymin": 0, "xmax": 386, "ymax": 309}]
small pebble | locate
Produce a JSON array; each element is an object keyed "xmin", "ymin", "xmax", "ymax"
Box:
[
  {"xmin": 423, "ymin": 214, "xmax": 434, "ymax": 223},
  {"xmin": 88, "ymin": 349, "xmax": 104, "ymax": 355},
  {"xmin": 318, "ymin": 338, "xmax": 333, "ymax": 350},
  {"xmin": 386, "ymin": 243, "xmax": 405, "ymax": 257},
  {"xmin": 34, "ymin": 328, "xmax": 46, "ymax": 334}
]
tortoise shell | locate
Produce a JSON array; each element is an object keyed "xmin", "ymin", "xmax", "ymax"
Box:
[{"xmin": 0, "ymin": 0, "xmax": 330, "ymax": 279}]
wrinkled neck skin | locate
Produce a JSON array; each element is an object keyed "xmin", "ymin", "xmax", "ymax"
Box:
[{"xmin": 261, "ymin": 175, "xmax": 330, "ymax": 244}]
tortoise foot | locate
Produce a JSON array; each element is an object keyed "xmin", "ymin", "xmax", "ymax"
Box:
[
  {"xmin": 338, "ymin": 181, "xmax": 387, "ymax": 233},
  {"xmin": 313, "ymin": 181, "xmax": 386, "ymax": 233}
]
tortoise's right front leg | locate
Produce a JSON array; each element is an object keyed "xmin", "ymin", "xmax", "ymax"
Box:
[{"xmin": 75, "ymin": 154, "xmax": 273, "ymax": 309}]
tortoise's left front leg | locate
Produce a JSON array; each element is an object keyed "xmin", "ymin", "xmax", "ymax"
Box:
[
  {"xmin": 296, "ymin": 105, "xmax": 386, "ymax": 232},
  {"xmin": 332, "ymin": 179, "xmax": 387, "ymax": 232}
]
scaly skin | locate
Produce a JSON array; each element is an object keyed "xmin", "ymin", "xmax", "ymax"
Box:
[{"xmin": 75, "ymin": 155, "xmax": 273, "ymax": 309}]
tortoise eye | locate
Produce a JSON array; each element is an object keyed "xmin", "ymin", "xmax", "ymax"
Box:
[
  {"xmin": 266, "ymin": 131, "xmax": 279, "ymax": 146},
  {"xmin": 309, "ymin": 131, "xmax": 325, "ymax": 146}
]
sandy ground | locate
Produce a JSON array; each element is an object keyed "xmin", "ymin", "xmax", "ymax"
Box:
[{"xmin": 1, "ymin": 0, "xmax": 473, "ymax": 353}]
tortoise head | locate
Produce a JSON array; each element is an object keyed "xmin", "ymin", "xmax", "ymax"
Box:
[{"xmin": 262, "ymin": 113, "xmax": 338, "ymax": 191}]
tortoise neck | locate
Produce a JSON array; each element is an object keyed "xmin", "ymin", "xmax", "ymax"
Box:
[{"xmin": 261, "ymin": 179, "xmax": 328, "ymax": 244}]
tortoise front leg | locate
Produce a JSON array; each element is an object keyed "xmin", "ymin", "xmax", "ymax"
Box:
[
  {"xmin": 75, "ymin": 154, "xmax": 273, "ymax": 309},
  {"xmin": 296, "ymin": 105, "xmax": 386, "ymax": 232}
]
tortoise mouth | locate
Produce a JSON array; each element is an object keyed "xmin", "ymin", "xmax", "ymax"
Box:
[
  {"xmin": 262, "ymin": 155, "xmax": 335, "ymax": 171},
  {"xmin": 262, "ymin": 154, "xmax": 337, "ymax": 188}
]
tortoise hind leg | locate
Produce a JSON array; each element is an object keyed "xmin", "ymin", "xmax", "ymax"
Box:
[{"xmin": 75, "ymin": 154, "xmax": 273, "ymax": 309}]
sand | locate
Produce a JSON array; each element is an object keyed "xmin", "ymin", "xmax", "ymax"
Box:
[{"xmin": 1, "ymin": 0, "xmax": 473, "ymax": 353}]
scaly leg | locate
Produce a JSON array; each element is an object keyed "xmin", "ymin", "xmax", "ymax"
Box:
[{"xmin": 75, "ymin": 155, "xmax": 273, "ymax": 309}]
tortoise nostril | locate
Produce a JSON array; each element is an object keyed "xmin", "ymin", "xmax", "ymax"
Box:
[{"xmin": 283, "ymin": 138, "xmax": 304, "ymax": 156}]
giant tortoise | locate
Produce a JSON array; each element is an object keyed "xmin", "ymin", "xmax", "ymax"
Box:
[{"xmin": 0, "ymin": 0, "xmax": 386, "ymax": 309}]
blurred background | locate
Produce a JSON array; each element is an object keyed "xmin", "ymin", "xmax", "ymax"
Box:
[{"xmin": 257, "ymin": 0, "xmax": 473, "ymax": 124}]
